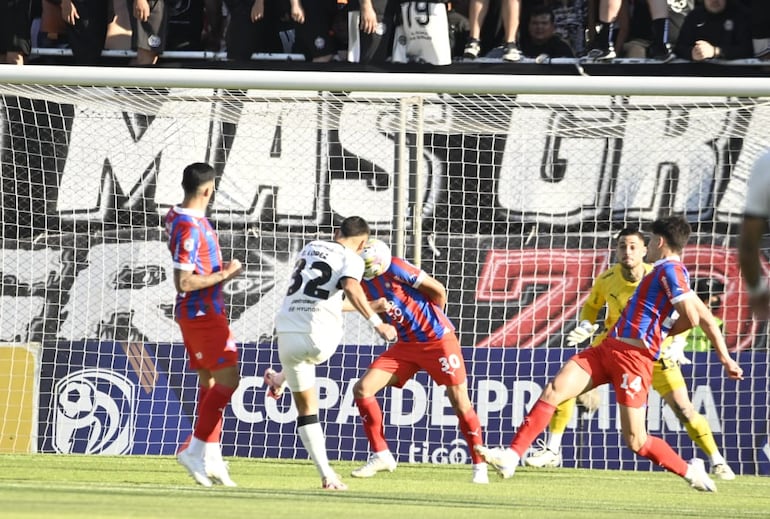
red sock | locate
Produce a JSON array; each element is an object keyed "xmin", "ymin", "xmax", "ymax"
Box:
[
  {"xmin": 194, "ymin": 383, "xmax": 234, "ymax": 442},
  {"xmin": 198, "ymin": 385, "xmax": 223, "ymax": 443},
  {"xmin": 510, "ymin": 400, "xmax": 557, "ymax": 457},
  {"xmin": 458, "ymin": 408, "xmax": 484, "ymax": 464},
  {"xmin": 637, "ymin": 436, "xmax": 688, "ymax": 476},
  {"xmin": 355, "ymin": 396, "xmax": 389, "ymax": 452}
]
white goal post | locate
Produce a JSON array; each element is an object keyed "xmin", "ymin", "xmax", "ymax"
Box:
[{"xmin": 0, "ymin": 65, "xmax": 768, "ymax": 475}]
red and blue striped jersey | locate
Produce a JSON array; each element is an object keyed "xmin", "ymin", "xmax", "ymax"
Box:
[
  {"xmin": 610, "ymin": 256, "xmax": 693, "ymax": 359},
  {"xmin": 164, "ymin": 206, "xmax": 225, "ymax": 320},
  {"xmin": 361, "ymin": 257, "xmax": 454, "ymax": 343}
]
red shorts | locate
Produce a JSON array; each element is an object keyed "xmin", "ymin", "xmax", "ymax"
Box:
[
  {"xmin": 177, "ymin": 312, "xmax": 238, "ymax": 371},
  {"xmin": 369, "ymin": 331, "xmax": 467, "ymax": 387},
  {"xmin": 571, "ymin": 337, "xmax": 654, "ymax": 408}
]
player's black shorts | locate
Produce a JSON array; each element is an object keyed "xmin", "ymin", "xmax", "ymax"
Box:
[
  {"xmin": 224, "ymin": 0, "xmax": 290, "ymax": 61},
  {"xmin": 0, "ymin": 0, "xmax": 32, "ymax": 55},
  {"xmin": 293, "ymin": 0, "xmax": 338, "ymax": 60},
  {"xmin": 66, "ymin": 0, "xmax": 111, "ymax": 64},
  {"xmin": 129, "ymin": 0, "xmax": 169, "ymax": 53}
]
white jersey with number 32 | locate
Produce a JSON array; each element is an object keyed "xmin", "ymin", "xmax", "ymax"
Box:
[{"xmin": 275, "ymin": 240, "xmax": 365, "ymax": 334}]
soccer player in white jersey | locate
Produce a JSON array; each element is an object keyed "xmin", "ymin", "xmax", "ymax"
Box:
[
  {"xmin": 738, "ymin": 148, "xmax": 770, "ymax": 464},
  {"xmin": 268, "ymin": 216, "xmax": 398, "ymax": 490}
]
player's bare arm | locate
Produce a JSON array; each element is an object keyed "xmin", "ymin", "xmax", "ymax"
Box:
[
  {"xmin": 673, "ymin": 296, "xmax": 743, "ymax": 381},
  {"xmin": 173, "ymin": 258, "xmax": 243, "ymax": 293},
  {"xmin": 133, "ymin": 0, "xmax": 151, "ymax": 22},
  {"xmin": 250, "ymin": 0, "xmax": 265, "ymax": 22},
  {"xmin": 289, "ymin": 0, "xmax": 305, "ymax": 23},
  {"xmin": 359, "ymin": 0, "xmax": 378, "ymax": 34},
  {"xmin": 341, "ymin": 277, "xmax": 397, "ymax": 341},
  {"xmin": 416, "ymin": 276, "xmax": 447, "ymax": 309},
  {"xmin": 738, "ymin": 215, "xmax": 770, "ymax": 319}
]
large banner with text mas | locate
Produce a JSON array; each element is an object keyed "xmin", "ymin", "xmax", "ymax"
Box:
[
  {"xmin": 1, "ymin": 93, "xmax": 766, "ymax": 237},
  {"xmin": 37, "ymin": 341, "xmax": 770, "ymax": 475}
]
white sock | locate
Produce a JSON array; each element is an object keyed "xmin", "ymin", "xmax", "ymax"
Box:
[
  {"xmin": 508, "ymin": 448, "xmax": 522, "ymax": 466},
  {"xmin": 187, "ymin": 436, "xmax": 205, "ymax": 458},
  {"xmin": 547, "ymin": 433, "xmax": 563, "ymax": 452},
  {"xmin": 298, "ymin": 422, "xmax": 332, "ymax": 478},
  {"xmin": 205, "ymin": 442, "xmax": 223, "ymax": 463},
  {"xmin": 375, "ymin": 449, "xmax": 393, "ymax": 461},
  {"xmin": 709, "ymin": 452, "xmax": 725, "ymax": 466}
]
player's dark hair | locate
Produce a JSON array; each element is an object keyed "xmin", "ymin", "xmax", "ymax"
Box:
[
  {"xmin": 181, "ymin": 162, "xmax": 216, "ymax": 195},
  {"xmin": 338, "ymin": 216, "xmax": 371, "ymax": 238},
  {"xmin": 617, "ymin": 227, "xmax": 646, "ymax": 244},
  {"xmin": 529, "ymin": 4, "xmax": 555, "ymax": 23},
  {"xmin": 650, "ymin": 215, "xmax": 691, "ymax": 252}
]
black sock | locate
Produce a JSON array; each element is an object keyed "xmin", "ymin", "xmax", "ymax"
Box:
[{"xmin": 651, "ymin": 18, "xmax": 670, "ymax": 46}]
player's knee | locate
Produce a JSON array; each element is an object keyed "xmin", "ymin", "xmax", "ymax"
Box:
[
  {"xmin": 352, "ymin": 379, "xmax": 372, "ymax": 399},
  {"xmin": 623, "ymin": 432, "xmax": 647, "ymax": 453},
  {"xmin": 540, "ymin": 382, "xmax": 563, "ymax": 406}
]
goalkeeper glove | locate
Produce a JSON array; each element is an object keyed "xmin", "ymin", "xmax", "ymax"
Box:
[
  {"xmin": 567, "ymin": 320, "xmax": 599, "ymax": 347},
  {"xmin": 661, "ymin": 335, "xmax": 691, "ymax": 365}
]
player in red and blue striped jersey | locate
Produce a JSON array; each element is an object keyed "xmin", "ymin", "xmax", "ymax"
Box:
[
  {"xmin": 610, "ymin": 246, "xmax": 693, "ymax": 360},
  {"xmin": 351, "ymin": 241, "xmax": 489, "ymax": 484},
  {"xmin": 475, "ymin": 215, "xmax": 743, "ymax": 492},
  {"xmin": 165, "ymin": 162, "xmax": 244, "ymax": 488}
]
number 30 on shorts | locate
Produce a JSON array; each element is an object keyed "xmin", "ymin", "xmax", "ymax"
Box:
[{"xmin": 439, "ymin": 354, "xmax": 462, "ymax": 373}]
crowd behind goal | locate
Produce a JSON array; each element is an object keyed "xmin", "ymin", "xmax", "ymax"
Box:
[{"xmin": 1, "ymin": 0, "xmax": 769, "ymax": 66}]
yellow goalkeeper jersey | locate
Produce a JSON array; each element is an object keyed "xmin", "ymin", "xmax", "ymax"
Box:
[{"xmin": 581, "ymin": 262, "xmax": 653, "ymax": 346}]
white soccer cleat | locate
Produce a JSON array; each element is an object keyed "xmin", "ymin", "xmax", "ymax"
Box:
[
  {"xmin": 351, "ymin": 451, "xmax": 397, "ymax": 478},
  {"xmin": 474, "ymin": 445, "xmax": 517, "ymax": 479},
  {"xmin": 207, "ymin": 460, "xmax": 237, "ymax": 487},
  {"xmin": 524, "ymin": 439, "xmax": 562, "ymax": 468},
  {"xmin": 710, "ymin": 463, "xmax": 735, "ymax": 481},
  {"xmin": 322, "ymin": 473, "xmax": 349, "ymax": 491},
  {"xmin": 685, "ymin": 458, "xmax": 717, "ymax": 492},
  {"xmin": 177, "ymin": 449, "xmax": 213, "ymax": 487},
  {"xmin": 472, "ymin": 463, "xmax": 489, "ymax": 484},
  {"xmin": 264, "ymin": 368, "xmax": 288, "ymax": 400}
]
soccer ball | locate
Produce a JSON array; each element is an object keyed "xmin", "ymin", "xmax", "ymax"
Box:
[{"xmin": 361, "ymin": 238, "xmax": 392, "ymax": 280}]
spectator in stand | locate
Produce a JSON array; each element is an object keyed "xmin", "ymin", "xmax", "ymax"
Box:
[
  {"xmin": 347, "ymin": 0, "xmax": 399, "ymax": 64},
  {"xmin": 1, "ymin": 0, "xmax": 32, "ymax": 64},
  {"xmin": 519, "ymin": 4, "xmax": 575, "ymax": 58},
  {"xmin": 391, "ymin": 0, "xmax": 453, "ymax": 64},
  {"xmin": 674, "ymin": 0, "xmax": 752, "ymax": 62},
  {"xmin": 520, "ymin": 0, "xmax": 588, "ymax": 57},
  {"xmin": 291, "ymin": 0, "xmax": 339, "ymax": 62},
  {"xmin": 585, "ymin": 0, "xmax": 674, "ymax": 61},
  {"xmin": 128, "ymin": 0, "xmax": 169, "ymax": 65},
  {"xmin": 224, "ymin": 0, "xmax": 292, "ymax": 62},
  {"xmin": 618, "ymin": 0, "xmax": 693, "ymax": 59},
  {"xmin": 39, "ymin": 0, "xmax": 69, "ymax": 49},
  {"xmin": 750, "ymin": 0, "xmax": 770, "ymax": 59},
  {"xmin": 463, "ymin": 0, "xmax": 522, "ymax": 61},
  {"xmin": 59, "ymin": 0, "xmax": 112, "ymax": 64}
]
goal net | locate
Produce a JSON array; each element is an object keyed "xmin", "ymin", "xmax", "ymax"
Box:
[{"xmin": 0, "ymin": 67, "xmax": 768, "ymax": 474}]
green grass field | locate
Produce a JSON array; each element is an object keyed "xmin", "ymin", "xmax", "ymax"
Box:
[{"xmin": 2, "ymin": 454, "xmax": 770, "ymax": 519}]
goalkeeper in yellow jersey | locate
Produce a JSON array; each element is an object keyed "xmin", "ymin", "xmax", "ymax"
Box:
[{"xmin": 525, "ymin": 227, "xmax": 735, "ymax": 480}]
